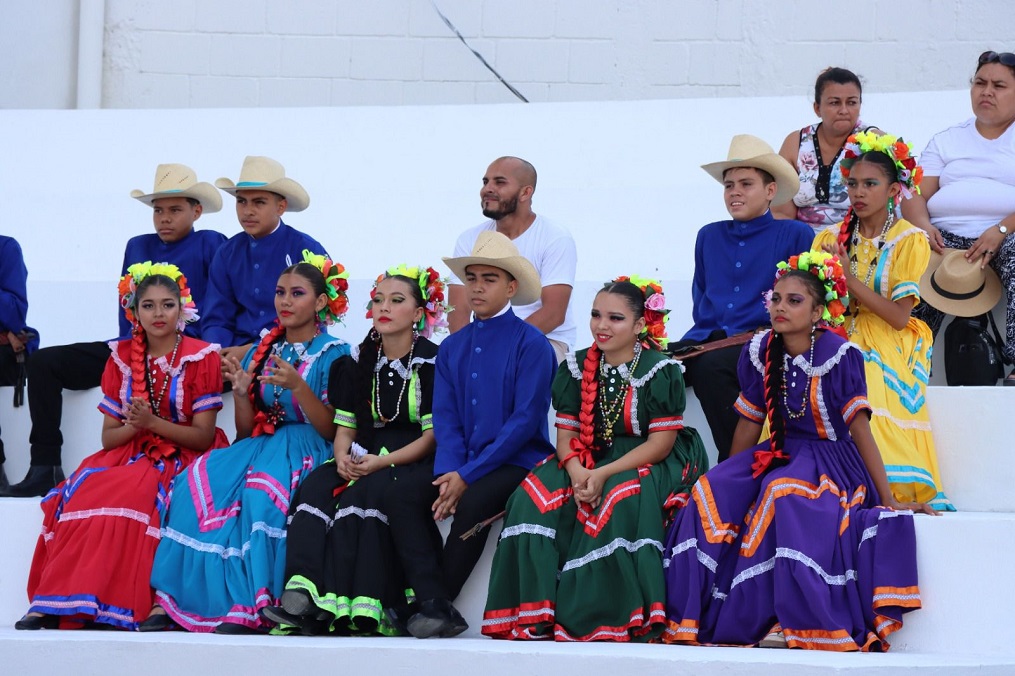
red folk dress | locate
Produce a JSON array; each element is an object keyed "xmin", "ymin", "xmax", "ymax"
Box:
[{"xmin": 24, "ymin": 337, "xmax": 227, "ymax": 629}]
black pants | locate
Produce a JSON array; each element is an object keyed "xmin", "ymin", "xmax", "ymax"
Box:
[
  {"xmin": 384, "ymin": 462, "xmax": 529, "ymax": 603},
  {"xmin": 0, "ymin": 344, "xmax": 22, "ymax": 464},
  {"xmin": 26, "ymin": 341, "xmax": 109, "ymax": 466},
  {"xmin": 681, "ymin": 344, "xmax": 743, "ymax": 463}
]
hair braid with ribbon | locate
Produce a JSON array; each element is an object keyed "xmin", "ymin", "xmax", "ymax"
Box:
[
  {"xmin": 248, "ymin": 323, "xmax": 287, "ymax": 435},
  {"xmin": 761, "ymin": 330, "xmax": 789, "ymax": 468}
]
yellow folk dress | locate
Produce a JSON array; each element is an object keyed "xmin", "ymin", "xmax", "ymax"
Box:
[{"xmin": 814, "ymin": 219, "xmax": 953, "ymax": 510}]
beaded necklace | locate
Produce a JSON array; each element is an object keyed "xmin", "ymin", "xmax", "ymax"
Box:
[
  {"xmin": 597, "ymin": 342, "xmax": 642, "ymax": 445},
  {"xmin": 264, "ymin": 332, "xmax": 318, "ymax": 427},
  {"xmin": 781, "ymin": 331, "xmax": 816, "ymax": 420},
  {"xmin": 847, "ymin": 211, "xmax": 894, "ymax": 336},
  {"xmin": 145, "ymin": 334, "xmax": 182, "ymax": 419},
  {"xmin": 374, "ymin": 337, "xmax": 416, "ymax": 425}
]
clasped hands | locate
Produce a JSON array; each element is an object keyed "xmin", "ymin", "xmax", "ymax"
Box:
[{"xmin": 567, "ymin": 465, "xmax": 605, "ymax": 510}]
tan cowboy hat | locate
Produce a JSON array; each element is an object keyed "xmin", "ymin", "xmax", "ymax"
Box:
[
  {"xmin": 131, "ymin": 163, "xmax": 223, "ymax": 212},
  {"xmin": 919, "ymin": 248, "xmax": 1002, "ymax": 317},
  {"xmin": 215, "ymin": 156, "xmax": 310, "ymax": 212},
  {"xmin": 443, "ymin": 231, "xmax": 542, "ymax": 306},
  {"xmin": 701, "ymin": 134, "xmax": 801, "ymax": 207}
]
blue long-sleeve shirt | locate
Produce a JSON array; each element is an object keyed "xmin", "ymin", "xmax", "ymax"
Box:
[
  {"xmin": 683, "ymin": 210, "xmax": 815, "ymax": 342},
  {"xmin": 201, "ymin": 220, "xmax": 328, "ymax": 348},
  {"xmin": 118, "ymin": 229, "xmax": 227, "ymax": 339},
  {"xmin": 433, "ymin": 308, "xmax": 556, "ymax": 485},
  {"xmin": 0, "ymin": 236, "xmax": 38, "ymax": 351}
]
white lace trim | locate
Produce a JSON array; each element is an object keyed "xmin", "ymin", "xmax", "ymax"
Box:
[
  {"xmin": 161, "ymin": 520, "xmax": 286, "ymax": 559},
  {"xmin": 730, "ymin": 547, "xmax": 858, "ymax": 589},
  {"xmin": 813, "ymin": 374, "xmax": 836, "ymax": 441},
  {"xmin": 560, "ymin": 537, "xmax": 662, "ymax": 573},
  {"xmin": 629, "ymin": 385, "xmax": 641, "ymax": 436},
  {"xmin": 624, "ymin": 358, "xmax": 682, "ymax": 388},
  {"xmin": 335, "ymin": 505, "xmax": 389, "ymax": 524},
  {"xmin": 566, "ymin": 351, "xmax": 581, "ymax": 379},
  {"xmin": 374, "ymin": 354, "xmax": 436, "ymax": 379},
  {"xmin": 291, "ymin": 503, "xmax": 334, "ymax": 528},
  {"xmin": 750, "ymin": 330, "xmax": 858, "ymax": 379},
  {"xmin": 870, "ymin": 407, "xmax": 933, "ymax": 431},
  {"xmin": 500, "ymin": 523, "xmax": 556, "ymax": 541}
]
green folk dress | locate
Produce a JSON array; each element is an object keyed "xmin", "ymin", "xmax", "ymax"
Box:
[{"xmin": 482, "ymin": 347, "xmax": 708, "ymax": 641}]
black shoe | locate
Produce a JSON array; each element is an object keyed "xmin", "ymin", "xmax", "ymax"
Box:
[
  {"xmin": 279, "ymin": 589, "xmax": 315, "ymax": 617},
  {"xmin": 385, "ymin": 602, "xmax": 418, "ymax": 636},
  {"xmin": 214, "ymin": 621, "xmax": 262, "ymax": 635},
  {"xmin": 0, "ymin": 465, "xmax": 9, "ymax": 493},
  {"xmin": 260, "ymin": 605, "xmax": 306, "ymax": 628},
  {"xmin": 406, "ymin": 599, "xmax": 469, "ymax": 639},
  {"xmin": 138, "ymin": 613, "xmax": 178, "ymax": 632},
  {"xmin": 15, "ymin": 613, "xmax": 59, "ymax": 630},
  {"xmin": 2, "ymin": 465, "xmax": 66, "ymax": 498}
]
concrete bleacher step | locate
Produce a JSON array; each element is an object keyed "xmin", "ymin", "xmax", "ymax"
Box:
[{"xmin": 2, "ymin": 494, "xmax": 1013, "ymax": 662}]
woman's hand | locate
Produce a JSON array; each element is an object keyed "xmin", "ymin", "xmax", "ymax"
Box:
[
  {"xmin": 967, "ymin": 225, "xmax": 1007, "ymax": 269},
  {"xmin": 335, "ymin": 454, "xmax": 356, "ymax": 482},
  {"xmin": 573, "ymin": 468, "xmax": 606, "ymax": 509},
  {"xmin": 922, "ymin": 222, "xmax": 946, "ymax": 254},
  {"xmin": 885, "ymin": 499, "xmax": 939, "ymax": 516},
  {"xmin": 124, "ymin": 396, "xmax": 158, "ymax": 430},
  {"xmin": 348, "ymin": 453, "xmax": 387, "ymax": 479},
  {"xmin": 259, "ymin": 356, "xmax": 302, "ymax": 391},
  {"xmin": 223, "ymin": 355, "xmax": 253, "ymax": 393}
]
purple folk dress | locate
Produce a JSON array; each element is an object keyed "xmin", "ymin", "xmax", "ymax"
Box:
[{"xmin": 662, "ymin": 329, "xmax": 921, "ymax": 651}]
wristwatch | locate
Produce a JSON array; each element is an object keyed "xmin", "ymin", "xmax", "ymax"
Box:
[{"xmin": 999, "ymin": 223, "xmax": 1009, "ymax": 236}]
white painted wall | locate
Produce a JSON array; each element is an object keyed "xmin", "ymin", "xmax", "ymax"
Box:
[
  {"xmin": 3, "ymin": 1, "xmax": 1013, "ymax": 110},
  {"xmin": 0, "ymin": 89, "xmax": 971, "ymax": 351}
]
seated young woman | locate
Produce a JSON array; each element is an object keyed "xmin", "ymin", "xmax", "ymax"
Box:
[
  {"xmin": 483, "ymin": 277, "xmax": 708, "ymax": 642},
  {"xmin": 16, "ymin": 263, "xmax": 227, "ymax": 630},
  {"xmin": 662, "ymin": 252, "xmax": 936, "ymax": 652},
  {"xmin": 260, "ymin": 265, "xmax": 449, "ymax": 635},
  {"xmin": 142, "ymin": 252, "xmax": 351, "ymax": 633},
  {"xmin": 816, "ymin": 131, "xmax": 952, "ymax": 510}
]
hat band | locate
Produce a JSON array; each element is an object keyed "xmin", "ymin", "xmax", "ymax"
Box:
[
  {"xmin": 236, "ymin": 181, "xmax": 268, "ymax": 187},
  {"xmin": 930, "ymin": 273, "xmax": 986, "ymax": 301}
]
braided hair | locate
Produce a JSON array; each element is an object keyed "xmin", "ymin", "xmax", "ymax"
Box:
[
  {"xmin": 129, "ymin": 274, "xmax": 183, "ymax": 411},
  {"xmin": 352, "ymin": 275, "xmax": 426, "ymax": 449},
  {"xmin": 248, "ymin": 263, "xmax": 327, "ymax": 416},
  {"xmin": 763, "ymin": 270, "xmax": 826, "ymax": 457},
  {"xmin": 836, "ymin": 149, "xmax": 901, "ymax": 253}
]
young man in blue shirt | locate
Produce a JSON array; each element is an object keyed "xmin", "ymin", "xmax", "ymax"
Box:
[
  {"xmin": 676, "ymin": 135, "xmax": 814, "ymax": 462},
  {"xmin": 384, "ymin": 231, "xmax": 557, "ymax": 639},
  {"xmin": 2, "ymin": 164, "xmax": 226, "ymax": 497},
  {"xmin": 203, "ymin": 156, "xmax": 328, "ymax": 367}
]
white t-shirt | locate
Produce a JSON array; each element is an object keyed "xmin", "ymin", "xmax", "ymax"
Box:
[
  {"xmin": 450, "ymin": 215, "xmax": 577, "ymax": 348},
  {"xmin": 922, "ymin": 117, "xmax": 1015, "ymax": 239}
]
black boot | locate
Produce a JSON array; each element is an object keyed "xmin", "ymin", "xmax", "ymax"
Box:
[
  {"xmin": 2, "ymin": 465, "xmax": 66, "ymax": 498},
  {"xmin": 0, "ymin": 464, "xmax": 9, "ymax": 494}
]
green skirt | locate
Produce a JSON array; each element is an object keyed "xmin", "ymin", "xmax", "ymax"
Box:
[{"xmin": 482, "ymin": 428, "xmax": 707, "ymax": 641}]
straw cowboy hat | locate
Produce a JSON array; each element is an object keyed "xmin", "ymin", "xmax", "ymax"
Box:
[
  {"xmin": 919, "ymin": 248, "xmax": 1002, "ymax": 317},
  {"xmin": 701, "ymin": 134, "xmax": 801, "ymax": 207},
  {"xmin": 215, "ymin": 156, "xmax": 310, "ymax": 212},
  {"xmin": 130, "ymin": 163, "xmax": 223, "ymax": 212},
  {"xmin": 443, "ymin": 231, "xmax": 542, "ymax": 306}
]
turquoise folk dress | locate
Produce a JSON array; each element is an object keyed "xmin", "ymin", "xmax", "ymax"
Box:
[{"xmin": 149, "ymin": 333, "xmax": 348, "ymax": 632}]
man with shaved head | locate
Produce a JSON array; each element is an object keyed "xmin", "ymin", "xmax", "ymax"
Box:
[{"xmin": 447, "ymin": 157, "xmax": 577, "ymax": 361}]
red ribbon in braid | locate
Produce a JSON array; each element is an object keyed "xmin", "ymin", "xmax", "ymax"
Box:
[
  {"xmin": 752, "ymin": 332, "xmax": 790, "ymax": 478},
  {"xmin": 558, "ymin": 344, "xmax": 600, "ymax": 469},
  {"xmin": 249, "ymin": 323, "xmax": 288, "ymax": 438},
  {"xmin": 128, "ymin": 326, "xmax": 177, "ymax": 459}
]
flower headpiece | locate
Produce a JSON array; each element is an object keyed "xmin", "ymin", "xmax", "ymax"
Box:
[
  {"xmin": 840, "ymin": 130, "xmax": 923, "ymax": 200},
  {"xmin": 118, "ymin": 261, "xmax": 198, "ymax": 330},
  {"xmin": 301, "ymin": 249, "xmax": 350, "ymax": 326},
  {"xmin": 613, "ymin": 275, "xmax": 670, "ymax": 351},
  {"xmin": 366, "ymin": 264, "xmax": 450, "ymax": 338},
  {"xmin": 771, "ymin": 251, "xmax": 849, "ymax": 327}
]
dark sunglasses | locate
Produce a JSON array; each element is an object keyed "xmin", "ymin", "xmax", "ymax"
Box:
[{"xmin": 978, "ymin": 50, "xmax": 1015, "ymax": 66}]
